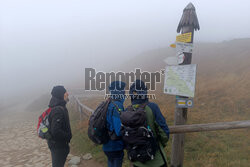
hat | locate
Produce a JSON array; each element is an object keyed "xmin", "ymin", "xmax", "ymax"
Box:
[
  {"xmin": 109, "ymin": 81, "xmax": 126, "ymax": 92},
  {"xmin": 129, "ymin": 80, "xmax": 147, "ymax": 95},
  {"xmin": 51, "ymin": 86, "xmax": 66, "ymax": 100},
  {"xmin": 129, "ymin": 80, "xmax": 148, "ymax": 102},
  {"xmin": 108, "ymin": 81, "xmax": 126, "ymax": 99}
]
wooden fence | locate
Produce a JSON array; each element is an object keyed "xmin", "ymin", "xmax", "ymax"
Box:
[{"xmin": 72, "ymin": 95, "xmax": 250, "ymax": 134}]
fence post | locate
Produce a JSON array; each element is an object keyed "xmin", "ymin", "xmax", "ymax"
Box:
[
  {"xmin": 79, "ymin": 105, "xmax": 82, "ymax": 121},
  {"xmin": 171, "ymin": 3, "xmax": 200, "ymax": 167}
]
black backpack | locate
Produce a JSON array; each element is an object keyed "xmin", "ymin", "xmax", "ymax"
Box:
[
  {"xmin": 120, "ymin": 103, "xmax": 157, "ymax": 162},
  {"xmin": 88, "ymin": 98, "xmax": 111, "ymax": 144}
]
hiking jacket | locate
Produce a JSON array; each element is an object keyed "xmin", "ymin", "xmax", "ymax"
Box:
[
  {"xmin": 132, "ymin": 100, "xmax": 169, "ymax": 167},
  {"xmin": 47, "ymin": 96, "xmax": 72, "ymax": 149},
  {"xmin": 102, "ymin": 99, "xmax": 125, "ymax": 152},
  {"xmin": 132, "ymin": 99, "xmax": 170, "ymax": 138}
]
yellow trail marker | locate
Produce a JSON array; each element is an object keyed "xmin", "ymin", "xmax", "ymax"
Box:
[
  {"xmin": 176, "ymin": 32, "xmax": 192, "ymax": 43},
  {"xmin": 176, "ymin": 98, "xmax": 194, "ymax": 108},
  {"xmin": 170, "ymin": 43, "xmax": 176, "ymax": 48},
  {"xmin": 178, "ymin": 101, "xmax": 186, "ymax": 105}
]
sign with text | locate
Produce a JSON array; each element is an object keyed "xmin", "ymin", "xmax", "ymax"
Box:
[
  {"xmin": 164, "ymin": 64, "xmax": 197, "ymax": 97},
  {"xmin": 176, "ymin": 32, "xmax": 192, "ymax": 43},
  {"xmin": 176, "ymin": 42, "xmax": 193, "ymax": 53}
]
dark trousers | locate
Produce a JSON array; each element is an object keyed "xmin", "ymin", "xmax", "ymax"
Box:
[
  {"xmin": 50, "ymin": 146, "xmax": 70, "ymax": 167},
  {"xmin": 134, "ymin": 164, "xmax": 167, "ymax": 167},
  {"xmin": 104, "ymin": 150, "xmax": 124, "ymax": 167}
]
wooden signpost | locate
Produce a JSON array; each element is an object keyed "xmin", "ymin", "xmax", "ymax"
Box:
[
  {"xmin": 71, "ymin": 3, "xmax": 249, "ymax": 166},
  {"xmin": 171, "ymin": 3, "xmax": 200, "ymax": 167}
]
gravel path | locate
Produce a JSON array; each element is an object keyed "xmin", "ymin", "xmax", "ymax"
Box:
[
  {"xmin": 0, "ymin": 103, "xmax": 103, "ymax": 167},
  {"xmin": 0, "ymin": 104, "xmax": 52, "ymax": 167}
]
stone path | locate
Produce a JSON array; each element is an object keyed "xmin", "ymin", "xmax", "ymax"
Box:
[
  {"xmin": 0, "ymin": 103, "xmax": 103, "ymax": 167},
  {"xmin": 0, "ymin": 105, "xmax": 51, "ymax": 167}
]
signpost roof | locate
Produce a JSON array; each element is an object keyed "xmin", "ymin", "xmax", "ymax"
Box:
[{"xmin": 177, "ymin": 2, "xmax": 200, "ymax": 33}]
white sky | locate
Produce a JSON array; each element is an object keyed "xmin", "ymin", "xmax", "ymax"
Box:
[{"xmin": 0, "ymin": 0, "xmax": 250, "ymax": 101}]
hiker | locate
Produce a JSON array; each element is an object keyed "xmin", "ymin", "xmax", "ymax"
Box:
[
  {"xmin": 121, "ymin": 80, "xmax": 169, "ymax": 167},
  {"xmin": 102, "ymin": 81, "xmax": 126, "ymax": 167},
  {"xmin": 47, "ymin": 86, "xmax": 72, "ymax": 167}
]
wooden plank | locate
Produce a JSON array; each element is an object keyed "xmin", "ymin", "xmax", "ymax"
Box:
[{"xmin": 169, "ymin": 120, "xmax": 250, "ymax": 134}]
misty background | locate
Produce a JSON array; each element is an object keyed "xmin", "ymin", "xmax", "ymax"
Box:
[{"xmin": 1, "ymin": 0, "xmax": 250, "ymax": 106}]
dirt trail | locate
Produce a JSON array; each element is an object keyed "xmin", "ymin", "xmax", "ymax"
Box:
[
  {"xmin": 0, "ymin": 103, "xmax": 102, "ymax": 167},
  {"xmin": 0, "ymin": 104, "xmax": 51, "ymax": 167}
]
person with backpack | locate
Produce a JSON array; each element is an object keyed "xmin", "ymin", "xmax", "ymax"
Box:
[
  {"xmin": 121, "ymin": 80, "xmax": 170, "ymax": 167},
  {"xmin": 102, "ymin": 81, "xmax": 126, "ymax": 167},
  {"xmin": 47, "ymin": 86, "xmax": 72, "ymax": 167}
]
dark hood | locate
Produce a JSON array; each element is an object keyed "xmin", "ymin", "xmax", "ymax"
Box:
[
  {"xmin": 109, "ymin": 81, "xmax": 126, "ymax": 100},
  {"xmin": 129, "ymin": 80, "xmax": 148, "ymax": 105},
  {"xmin": 49, "ymin": 96, "xmax": 66, "ymax": 108}
]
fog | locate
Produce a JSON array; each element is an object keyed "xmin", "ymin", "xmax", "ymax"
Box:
[{"xmin": 0, "ymin": 0, "xmax": 250, "ymax": 105}]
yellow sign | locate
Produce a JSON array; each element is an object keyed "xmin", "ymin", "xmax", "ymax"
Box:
[
  {"xmin": 170, "ymin": 43, "xmax": 176, "ymax": 48},
  {"xmin": 178, "ymin": 101, "xmax": 186, "ymax": 105},
  {"xmin": 176, "ymin": 32, "xmax": 192, "ymax": 43}
]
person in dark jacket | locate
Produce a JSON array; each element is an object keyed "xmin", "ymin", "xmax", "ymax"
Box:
[
  {"xmin": 103, "ymin": 81, "xmax": 126, "ymax": 167},
  {"xmin": 129, "ymin": 80, "xmax": 169, "ymax": 167},
  {"xmin": 48, "ymin": 86, "xmax": 72, "ymax": 167}
]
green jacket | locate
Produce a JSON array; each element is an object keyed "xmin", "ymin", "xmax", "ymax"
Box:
[{"xmin": 132, "ymin": 104, "xmax": 169, "ymax": 167}]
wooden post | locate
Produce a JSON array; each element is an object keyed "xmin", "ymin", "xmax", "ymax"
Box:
[
  {"xmin": 171, "ymin": 3, "xmax": 200, "ymax": 167},
  {"xmin": 79, "ymin": 105, "xmax": 82, "ymax": 121}
]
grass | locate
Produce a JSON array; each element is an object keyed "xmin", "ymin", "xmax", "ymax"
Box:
[{"xmin": 67, "ymin": 71, "xmax": 250, "ymax": 167}]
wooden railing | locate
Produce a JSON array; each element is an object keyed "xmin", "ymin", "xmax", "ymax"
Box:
[
  {"xmin": 169, "ymin": 120, "xmax": 250, "ymax": 134},
  {"xmin": 71, "ymin": 96, "xmax": 94, "ymax": 120},
  {"xmin": 72, "ymin": 95, "xmax": 250, "ymax": 133}
]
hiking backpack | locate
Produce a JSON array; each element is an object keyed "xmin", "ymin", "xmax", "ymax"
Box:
[
  {"xmin": 37, "ymin": 108, "xmax": 52, "ymax": 140},
  {"xmin": 88, "ymin": 98, "xmax": 111, "ymax": 144},
  {"xmin": 120, "ymin": 103, "xmax": 157, "ymax": 162}
]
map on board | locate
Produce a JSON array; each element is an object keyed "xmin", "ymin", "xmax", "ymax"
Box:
[{"xmin": 164, "ymin": 64, "xmax": 197, "ymax": 97}]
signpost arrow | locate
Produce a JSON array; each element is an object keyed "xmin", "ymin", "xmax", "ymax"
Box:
[
  {"xmin": 164, "ymin": 57, "xmax": 179, "ymax": 65},
  {"xmin": 171, "ymin": 3, "xmax": 200, "ymax": 167},
  {"xmin": 170, "ymin": 43, "xmax": 176, "ymax": 48},
  {"xmin": 176, "ymin": 42, "xmax": 194, "ymax": 53}
]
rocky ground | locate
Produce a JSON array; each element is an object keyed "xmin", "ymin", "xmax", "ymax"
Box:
[
  {"xmin": 0, "ymin": 103, "xmax": 102, "ymax": 167},
  {"xmin": 0, "ymin": 104, "xmax": 52, "ymax": 167}
]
